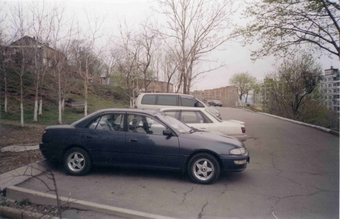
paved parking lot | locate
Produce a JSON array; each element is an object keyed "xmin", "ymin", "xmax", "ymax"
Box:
[{"xmin": 10, "ymin": 108, "xmax": 340, "ymax": 218}]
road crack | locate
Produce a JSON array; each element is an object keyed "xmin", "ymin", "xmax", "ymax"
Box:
[
  {"xmin": 181, "ymin": 187, "xmax": 194, "ymax": 205},
  {"xmin": 197, "ymin": 201, "xmax": 208, "ymax": 219}
]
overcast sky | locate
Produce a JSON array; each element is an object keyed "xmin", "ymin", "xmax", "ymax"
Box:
[{"xmin": 3, "ymin": 0, "xmax": 339, "ymax": 91}]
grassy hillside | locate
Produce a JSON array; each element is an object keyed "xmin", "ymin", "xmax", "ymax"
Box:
[{"xmin": 0, "ymin": 66, "xmax": 130, "ymax": 125}]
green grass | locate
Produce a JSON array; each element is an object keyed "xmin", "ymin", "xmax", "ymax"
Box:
[{"xmin": 0, "ymin": 65, "xmax": 130, "ymax": 125}]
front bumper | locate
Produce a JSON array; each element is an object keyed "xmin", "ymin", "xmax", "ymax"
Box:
[{"xmin": 220, "ymin": 154, "xmax": 250, "ymax": 172}]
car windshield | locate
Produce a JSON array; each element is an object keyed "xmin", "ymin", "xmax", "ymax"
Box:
[
  {"xmin": 156, "ymin": 113, "xmax": 192, "ymax": 133},
  {"xmin": 205, "ymin": 109, "xmax": 222, "ymax": 122}
]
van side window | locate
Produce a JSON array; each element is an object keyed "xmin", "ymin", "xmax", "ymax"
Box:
[
  {"xmin": 141, "ymin": 95, "xmax": 157, "ymax": 105},
  {"xmin": 181, "ymin": 97, "xmax": 195, "ymax": 106},
  {"xmin": 181, "ymin": 97, "xmax": 204, "ymax": 107},
  {"xmin": 195, "ymin": 101, "xmax": 204, "ymax": 107},
  {"xmin": 157, "ymin": 95, "xmax": 177, "ymax": 106}
]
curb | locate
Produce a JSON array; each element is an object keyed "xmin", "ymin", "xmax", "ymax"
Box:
[
  {"xmin": 0, "ymin": 205, "xmax": 59, "ymax": 219},
  {"xmin": 258, "ymin": 112, "xmax": 339, "ymax": 136},
  {"xmin": 1, "ymin": 144, "xmax": 39, "ymax": 152},
  {"xmin": 0, "ymin": 160, "xmax": 50, "ymax": 191},
  {"xmin": 5, "ymin": 186, "xmax": 176, "ymax": 219}
]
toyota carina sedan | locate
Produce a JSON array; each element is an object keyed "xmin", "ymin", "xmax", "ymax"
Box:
[{"xmin": 40, "ymin": 108, "xmax": 249, "ymax": 184}]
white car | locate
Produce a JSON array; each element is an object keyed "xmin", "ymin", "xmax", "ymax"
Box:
[{"xmin": 160, "ymin": 107, "xmax": 247, "ymax": 142}]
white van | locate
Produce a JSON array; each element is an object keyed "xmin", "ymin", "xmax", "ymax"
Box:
[{"xmin": 134, "ymin": 93, "xmax": 221, "ymax": 119}]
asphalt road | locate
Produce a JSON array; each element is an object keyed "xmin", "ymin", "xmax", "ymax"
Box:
[{"xmin": 17, "ymin": 108, "xmax": 339, "ymax": 219}]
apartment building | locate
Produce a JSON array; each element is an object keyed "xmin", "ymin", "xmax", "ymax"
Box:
[{"xmin": 320, "ymin": 66, "xmax": 340, "ymax": 114}]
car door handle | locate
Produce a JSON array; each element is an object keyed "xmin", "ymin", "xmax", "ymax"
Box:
[
  {"xmin": 129, "ymin": 139, "xmax": 138, "ymax": 142},
  {"xmin": 199, "ymin": 127, "xmax": 206, "ymax": 129}
]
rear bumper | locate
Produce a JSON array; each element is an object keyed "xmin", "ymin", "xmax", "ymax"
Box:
[{"xmin": 39, "ymin": 143, "xmax": 62, "ymax": 163}]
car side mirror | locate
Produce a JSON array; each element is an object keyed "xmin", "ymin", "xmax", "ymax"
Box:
[{"xmin": 163, "ymin": 129, "xmax": 173, "ymax": 136}]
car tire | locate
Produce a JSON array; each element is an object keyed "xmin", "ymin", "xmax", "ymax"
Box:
[
  {"xmin": 63, "ymin": 147, "xmax": 92, "ymax": 176},
  {"xmin": 188, "ymin": 153, "xmax": 220, "ymax": 184}
]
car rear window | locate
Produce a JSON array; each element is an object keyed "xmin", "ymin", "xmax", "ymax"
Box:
[{"xmin": 141, "ymin": 95, "xmax": 157, "ymax": 104}]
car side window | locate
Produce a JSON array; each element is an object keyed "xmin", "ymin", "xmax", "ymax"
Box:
[
  {"xmin": 180, "ymin": 111, "xmax": 204, "ymax": 123},
  {"xmin": 86, "ymin": 114, "xmax": 125, "ymax": 131},
  {"xmin": 87, "ymin": 117, "xmax": 101, "ymax": 129},
  {"xmin": 162, "ymin": 111, "xmax": 179, "ymax": 120},
  {"xmin": 127, "ymin": 114, "xmax": 166, "ymax": 135},
  {"xmin": 157, "ymin": 95, "xmax": 177, "ymax": 106},
  {"xmin": 141, "ymin": 94, "xmax": 156, "ymax": 105},
  {"xmin": 179, "ymin": 111, "xmax": 212, "ymax": 123}
]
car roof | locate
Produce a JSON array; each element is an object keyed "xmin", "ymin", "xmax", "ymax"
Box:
[
  {"xmin": 72, "ymin": 108, "xmax": 161, "ymax": 127},
  {"xmin": 138, "ymin": 93, "xmax": 196, "ymax": 97},
  {"xmin": 159, "ymin": 107, "xmax": 207, "ymax": 111}
]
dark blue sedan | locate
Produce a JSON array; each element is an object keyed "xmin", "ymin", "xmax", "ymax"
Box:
[{"xmin": 40, "ymin": 108, "xmax": 249, "ymax": 184}]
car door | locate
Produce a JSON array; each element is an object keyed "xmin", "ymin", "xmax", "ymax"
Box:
[
  {"xmin": 124, "ymin": 113, "xmax": 180, "ymax": 169},
  {"xmin": 80, "ymin": 113, "xmax": 127, "ymax": 165}
]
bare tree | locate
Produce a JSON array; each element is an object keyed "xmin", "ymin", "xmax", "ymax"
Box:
[
  {"xmin": 64, "ymin": 11, "xmax": 106, "ymax": 117},
  {"xmin": 157, "ymin": 0, "xmax": 236, "ymax": 93},
  {"xmin": 116, "ymin": 20, "xmax": 142, "ymax": 101},
  {"xmin": 49, "ymin": 5, "xmax": 75, "ymax": 124},
  {"xmin": 80, "ymin": 11, "xmax": 106, "ymax": 116},
  {"xmin": 0, "ymin": 1, "xmax": 9, "ymax": 113},
  {"xmin": 136, "ymin": 18, "xmax": 160, "ymax": 92},
  {"xmin": 161, "ymin": 50, "xmax": 179, "ymax": 92},
  {"xmin": 7, "ymin": 3, "xmax": 33, "ymax": 127}
]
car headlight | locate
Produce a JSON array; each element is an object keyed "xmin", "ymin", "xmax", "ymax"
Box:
[{"xmin": 230, "ymin": 147, "xmax": 246, "ymax": 155}]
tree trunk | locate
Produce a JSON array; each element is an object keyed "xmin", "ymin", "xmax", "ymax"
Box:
[
  {"xmin": 20, "ymin": 74, "xmax": 24, "ymax": 127},
  {"xmin": 38, "ymin": 71, "xmax": 46, "ymax": 116},
  {"xmin": 61, "ymin": 98, "xmax": 65, "ymax": 112},
  {"xmin": 58, "ymin": 100, "xmax": 62, "ymax": 124},
  {"xmin": 4, "ymin": 70, "xmax": 7, "ymax": 113},
  {"xmin": 84, "ymin": 58, "xmax": 88, "ymax": 117},
  {"xmin": 58, "ymin": 68, "xmax": 62, "ymax": 124},
  {"xmin": 39, "ymin": 99, "xmax": 43, "ymax": 115},
  {"xmin": 33, "ymin": 44, "xmax": 39, "ymax": 122},
  {"xmin": 33, "ymin": 100, "xmax": 38, "ymax": 122}
]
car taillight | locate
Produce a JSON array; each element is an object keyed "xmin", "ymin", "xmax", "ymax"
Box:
[
  {"xmin": 241, "ymin": 127, "xmax": 246, "ymax": 133},
  {"xmin": 134, "ymin": 106, "xmax": 137, "ymax": 108}
]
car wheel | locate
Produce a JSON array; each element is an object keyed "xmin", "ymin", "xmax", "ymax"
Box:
[
  {"xmin": 188, "ymin": 153, "xmax": 220, "ymax": 184},
  {"xmin": 63, "ymin": 148, "xmax": 92, "ymax": 176}
]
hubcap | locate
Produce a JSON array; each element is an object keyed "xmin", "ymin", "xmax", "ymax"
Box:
[
  {"xmin": 193, "ymin": 158, "xmax": 214, "ymax": 181},
  {"xmin": 67, "ymin": 152, "xmax": 85, "ymax": 172}
]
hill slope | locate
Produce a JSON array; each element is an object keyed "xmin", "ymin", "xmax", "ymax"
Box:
[{"xmin": 0, "ymin": 66, "xmax": 129, "ymax": 125}]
